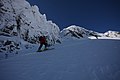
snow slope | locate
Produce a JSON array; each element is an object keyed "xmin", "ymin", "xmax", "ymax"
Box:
[{"xmin": 0, "ymin": 39, "xmax": 120, "ymax": 80}]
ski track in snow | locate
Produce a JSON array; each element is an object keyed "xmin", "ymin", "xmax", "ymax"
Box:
[{"xmin": 0, "ymin": 39, "xmax": 120, "ymax": 80}]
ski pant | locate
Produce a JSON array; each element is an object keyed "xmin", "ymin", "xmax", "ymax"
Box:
[{"xmin": 38, "ymin": 43, "xmax": 47, "ymax": 50}]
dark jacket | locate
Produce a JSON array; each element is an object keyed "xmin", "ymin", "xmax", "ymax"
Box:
[{"xmin": 39, "ymin": 36, "xmax": 46, "ymax": 44}]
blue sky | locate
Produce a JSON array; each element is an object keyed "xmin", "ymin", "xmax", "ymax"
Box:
[{"xmin": 27, "ymin": 0, "xmax": 120, "ymax": 32}]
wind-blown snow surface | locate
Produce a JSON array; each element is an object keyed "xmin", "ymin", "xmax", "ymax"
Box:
[{"xmin": 0, "ymin": 39, "xmax": 120, "ymax": 80}]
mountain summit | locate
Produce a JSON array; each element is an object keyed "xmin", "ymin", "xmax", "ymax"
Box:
[{"xmin": 61, "ymin": 25, "xmax": 100, "ymax": 39}]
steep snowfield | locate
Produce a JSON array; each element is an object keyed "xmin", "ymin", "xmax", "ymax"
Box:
[
  {"xmin": 0, "ymin": 0, "xmax": 120, "ymax": 79},
  {"xmin": 0, "ymin": 39, "xmax": 120, "ymax": 80}
]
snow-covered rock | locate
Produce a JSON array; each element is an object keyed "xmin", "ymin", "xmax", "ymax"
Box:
[
  {"xmin": 104, "ymin": 31, "xmax": 120, "ymax": 38},
  {"xmin": 0, "ymin": 0, "xmax": 60, "ymax": 53},
  {"xmin": 61, "ymin": 25, "xmax": 120, "ymax": 40},
  {"xmin": 61, "ymin": 25, "xmax": 100, "ymax": 39}
]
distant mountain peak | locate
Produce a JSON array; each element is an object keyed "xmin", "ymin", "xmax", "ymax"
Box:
[
  {"xmin": 61, "ymin": 25, "xmax": 99, "ymax": 39},
  {"xmin": 104, "ymin": 30, "xmax": 120, "ymax": 38},
  {"xmin": 61, "ymin": 25, "xmax": 120, "ymax": 39}
]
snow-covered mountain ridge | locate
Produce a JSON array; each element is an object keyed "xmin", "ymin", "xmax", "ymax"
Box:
[
  {"xmin": 61, "ymin": 25, "xmax": 120, "ymax": 39},
  {"xmin": 0, "ymin": 0, "xmax": 60, "ymax": 53},
  {"xmin": 0, "ymin": 0, "xmax": 120, "ymax": 54}
]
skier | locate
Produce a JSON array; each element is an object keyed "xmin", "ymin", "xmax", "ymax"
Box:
[{"xmin": 37, "ymin": 36, "xmax": 48, "ymax": 52}]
